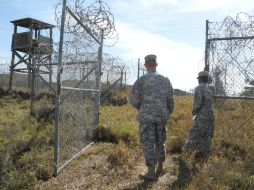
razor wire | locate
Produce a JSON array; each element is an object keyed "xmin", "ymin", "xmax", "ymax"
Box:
[
  {"xmin": 55, "ymin": 0, "xmax": 118, "ymax": 47},
  {"xmin": 101, "ymin": 56, "xmax": 128, "ymax": 86},
  {"xmin": 207, "ymin": 13, "xmax": 254, "ymax": 97}
]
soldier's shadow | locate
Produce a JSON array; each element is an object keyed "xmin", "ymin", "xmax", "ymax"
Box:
[{"xmin": 170, "ymin": 158, "xmax": 193, "ymax": 189}]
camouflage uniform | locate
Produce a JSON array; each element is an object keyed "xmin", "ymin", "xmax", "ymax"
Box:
[
  {"xmin": 130, "ymin": 71, "xmax": 174, "ymax": 166},
  {"xmin": 183, "ymin": 82, "xmax": 215, "ymax": 156}
]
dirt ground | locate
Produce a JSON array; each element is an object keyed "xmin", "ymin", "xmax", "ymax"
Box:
[{"xmin": 35, "ymin": 143, "xmax": 190, "ymax": 190}]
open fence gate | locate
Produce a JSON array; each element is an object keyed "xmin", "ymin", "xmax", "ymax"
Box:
[
  {"xmin": 54, "ymin": 0, "xmax": 103, "ymax": 175},
  {"xmin": 205, "ymin": 13, "xmax": 254, "ymax": 138}
]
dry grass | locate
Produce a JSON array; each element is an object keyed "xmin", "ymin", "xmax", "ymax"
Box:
[
  {"xmin": 167, "ymin": 96, "xmax": 193, "ymax": 153},
  {"xmin": 1, "ymin": 94, "xmax": 254, "ymax": 189},
  {"xmin": 0, "ymin": 96, "xmax": 54, "ymax": 190}
]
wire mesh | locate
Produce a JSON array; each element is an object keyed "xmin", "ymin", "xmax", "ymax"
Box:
[
  {"xmin": 101, "ymin": 56, "xmax": 125, "ymax": 87},
  {"xmin": 32, "ymin": 59, "xmax": 57, "ymax": 120},
  {"xmin": 25, "ymin": 20, "xmax": 56, "ymax": 118},
  {"xmin": 208, "ymin": 13, "xmax": 254, "ymax": 97},
  {"xmin": 54, "ymin": 0, "xmax": 115, "ymax": 174},
  {"xmin": 215, "ymin": 98, "xmax": 254, "ymax": 138},
  {"xmin": 0, "ymin": 57, "xmax": 11, "ymax": 90},
  {"xmin": 56, "ymin": 46, "xmax": 100, "ymax": 172},
  {"xmin": 58, "ymin": 88, "xmax": 97, "ymax": 166},
  {"xmin": 207, "ymin": 13, "xmax": 254, "ymax": 141}
]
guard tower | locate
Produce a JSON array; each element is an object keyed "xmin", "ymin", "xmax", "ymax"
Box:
[{"xmin": 9, "ymin": 17, "xmax": 54, "ymax": 91}]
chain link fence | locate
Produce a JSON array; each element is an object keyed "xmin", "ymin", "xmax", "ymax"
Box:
[
  {"xmin": 206, "ymin": 13, "xmax": 254, "ymax": 135},
  {"xmin": 0, "ymin": 57, "xmax": 31, "ymax": 90},
  {"xmin": 1, "ymin": 0, "xmax": 139, "ymax": 175},
  {"xmin": 54, "ymin": 0, "xmax": 119, "ymax": 174},
  {"xmin": 31, "ymin": 53, "xmax": 57, "ymax": 120},
  {"xmin": 0, "ymin": 57, "xmax": 10, "ymax": 90},
  {"xmin": 207, "ymin": 13, "xmax": 254, "ymax": 97}
]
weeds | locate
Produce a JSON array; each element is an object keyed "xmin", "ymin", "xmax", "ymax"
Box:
[
  {"xmin": 1, "ymin": 94, "xmax": 254, "ymax": 189},
  {"xmin": 0, "ymin": 96, "xmax": 54, "ymax": 189},
  {"xmin": 107, "ymin": 142, "xmax": 136, "ymax": 169}
]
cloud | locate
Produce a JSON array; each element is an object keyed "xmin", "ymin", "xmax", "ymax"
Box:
[
  {"xmin": 139, "ymin": 0, "xmax": 177, "ymax": 6},
  {"xmin": 177, "ymin": 0, "xmax": 231, "ymax": 12},
  {"xmin": 112, "ymin": 21, "xmax": 204, "ymax": 90},
  {"xmin": 113, "ymin": 0, "xmax": 254, "ymax": 15},
  {"xmin": 175, "ymin": 0, "xmax": 254, "ymax": 13}
]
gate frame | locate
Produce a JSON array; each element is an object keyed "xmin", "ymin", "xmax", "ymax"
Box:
[
  {"xmin": 204, "ymin": 19, "xmax": 254, "ymax": 100},
  {"xmin": 54, "ymin": 0, "xmax": 104, "ymax": 175}
]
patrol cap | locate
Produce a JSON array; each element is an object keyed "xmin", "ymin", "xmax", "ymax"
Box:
[
  {"xmin": 144, "ymin": 54, "xmax": 157, "ymax": 62},
  {"xmin": 197, "ymin": 71, "xmax": 209, "ymax": 79}
]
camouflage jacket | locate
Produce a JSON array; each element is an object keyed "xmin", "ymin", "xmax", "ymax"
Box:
[
  {"xmin": 130, "ymin": 71, "xmax": 174, "ymax": 123},
  {"xmin": 192, "ymin": 83, "xmax": 215, "ymax": 116}
]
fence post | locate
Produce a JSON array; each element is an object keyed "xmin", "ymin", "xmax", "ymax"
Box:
[
  {"xmin": 107, "ymin": 71, "xmax": 109, "ymax": 87},
  {"xmin": 124, "ymin": 71, "xmax": 126, "ymax": 89},
  {"xmin": 54, "ymin": 0, "xmax": 67, "ymax": 176},
  {"xmin": 49, "ymin": 27, "xmax": 53, "ymax": 87},
  {"xmin": 204, "ymin": 20, "xmax": 210, "ymax": 72},
  {"xmin": 120, "ymin": 70, "xmax": 123, "ymax": 91},
  {"xmin": 94, "ymin": 29, "xmax": 104, "ymax": 129},
  {"xmin": 30, "ymin": 57, "xmax": 35, "ymax": 115}
]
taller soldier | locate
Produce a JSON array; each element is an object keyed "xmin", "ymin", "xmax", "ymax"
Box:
[
  {"xmin": 183, "ymin": 71, "xmax": 215, "ymax": 160},
  {"xmin": 130, "ymin": 54, "xmax": 174, "ymax": 181}
]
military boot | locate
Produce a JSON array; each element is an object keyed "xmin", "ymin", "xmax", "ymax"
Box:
[
  {"xmin": 139, "ymin": 165, "xmax": 157, "ymax": 182},
  {"xmin": 156, "ymin": 161, "xmax": 165, "ymax": 176}
]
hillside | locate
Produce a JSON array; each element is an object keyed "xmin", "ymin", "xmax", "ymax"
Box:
[{"xmin": 0, "ymin": 94, "xmax": 254, "ymax": 189}]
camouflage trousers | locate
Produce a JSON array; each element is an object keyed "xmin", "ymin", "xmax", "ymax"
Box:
[
  {"xmin": 139, "ymin": 122, "xmax": 167, "ymax": 166},
  {"xmin": 183, "ymin": 112, "xmax": 215, "ymax": 155}
]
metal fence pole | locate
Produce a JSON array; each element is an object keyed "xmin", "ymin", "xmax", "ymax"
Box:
[
  {"xmin": 30, "ymin": 57, "xmax": 35, "ymax": 114},
  {"xmin": 120, "ymin": 70, "xmax": 123, "ymax": 90},
  {"xmin": 107, "ymin": 71, "xmax": 109, "ymax": 87},
  {"xmin": 204, "ymin": 20, "xmax": 210, "ymax": 72},
  {"xmin": 49, "ymin": 28, "xmax": 53, "ymax": 87},
  {"xmin": 94, "ymin": 30, "xmax": 104, "ymax": 129},
  {"xmin": 124, "ymin": 71, "xmax": 126, "ymax": 89},
  {"xmin": 54, "ymin": 0, "xmax": 67, "ymax": 176}
]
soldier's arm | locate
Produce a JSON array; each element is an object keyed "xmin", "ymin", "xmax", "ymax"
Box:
[
  {"xmin": 130, "ymin": 79, "xmax": 142, "ymax": 109},
  {"xmin": 167, "ymin": 79, "xmax": 174, "ymax": 114},
  {"xmin": 192, "ymin": 86, "xmax": 203, "ymax": 115}
]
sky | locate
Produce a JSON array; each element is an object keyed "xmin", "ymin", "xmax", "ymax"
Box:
[{"xmin": 0, "ymin": 0, "xmax": 254, "ymax": 91}]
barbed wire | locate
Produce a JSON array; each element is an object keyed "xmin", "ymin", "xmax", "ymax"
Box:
[
  {"xmin": 55, "ymin": 0, "xmax": 118, "ymax": 47},
  {"xmin": 209, "ymin": 12, "xmax": 254, "ymax": 39}
]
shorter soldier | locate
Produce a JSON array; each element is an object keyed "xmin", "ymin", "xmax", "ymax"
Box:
[
  {"xmin": 130, "ymin": 54, "xmax": 174, "ymax": 181},
  {"xmin": 183, "ymin": 71, "xmax": 215, "ymax": 160}
]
